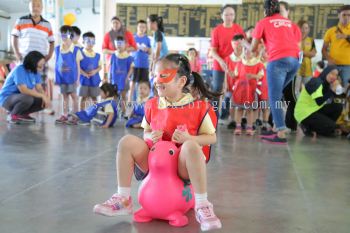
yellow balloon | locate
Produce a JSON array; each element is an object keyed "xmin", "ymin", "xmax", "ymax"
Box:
[{"xmin": 63, "ymin": 13, "xmax": 76, "ymax": 26}]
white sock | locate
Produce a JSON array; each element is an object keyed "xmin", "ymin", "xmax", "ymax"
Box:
[
  {"xmin": 117, "ymin": 186, "xmax": 131, "ymax": 198},
  {"xmin": 195, "ymin": 192, "xmax": 208, "ymax": 206}
]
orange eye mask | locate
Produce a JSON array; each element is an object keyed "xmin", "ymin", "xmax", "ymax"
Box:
[{"xmin": 156, "ymin": 69, "xmax": 178, "ymax": 83}]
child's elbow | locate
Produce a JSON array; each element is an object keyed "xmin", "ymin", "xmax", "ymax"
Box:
[{"xmin": 210, "ymin": 133, "xmax": 217, "ymax": 144}]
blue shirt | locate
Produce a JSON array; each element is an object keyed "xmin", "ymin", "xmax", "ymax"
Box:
[
  {"xmin": 110, "ymin": 52, "xmax": 134, "ymax": 91},
  {"xmin": 152, "ymin": 31, "xmax": 168, "ymax": 59},
  {"xmin": 132, "ymin": 34, "xmax": 151, "ymax": 69},
  {"xmin": 0, "ymin": 65, "xmax": 42, "ymax": 105}
]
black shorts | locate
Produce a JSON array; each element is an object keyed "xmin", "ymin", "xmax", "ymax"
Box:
[{"xmin": 132, "ymin": 68, "xmax": 149, "ymax": 82}]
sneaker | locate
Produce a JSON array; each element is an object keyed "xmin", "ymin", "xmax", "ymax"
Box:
[
  {"xmin": 66, "ymin": 116, "xmax": 78, "ymax": 125},
  {"xmin": 246, "ymin": 127, "xmax": 255, "ymax": 136},
  {"xmin": 18, "ymin": 114, "xmax": 36, "ymax": 122},
  {"xmin": 261, "ymin": 135, "xmax": 287, "ymax": 145},
  {"xmin": 55, "ymin": 115, "xmax": 68, "ymax": 124},
  {"xmin": 44, "ymin": 108, "xmax": 55, "ymax": 115},
  {"xmin": 255, "ymin": 119, "xmax": 263, "ymax": 126},
  {"xmin": 259, "ymin": 130, "xmax": 276, "ymax": 139},
  {"xmin": 227, "ymin": 121, "xmax": 236, "ymax": 129},
  {"xmin": 195, "ymin": 201, "xmax": 222, "ymax": 231},
  {"xmin": 78, "ymin": 121, "xmax": 90, "ymax": 126},
  {"xmin": 234, "ymin": 126, "xmax": 242, "ymax": 135},
  {"xmin": 8, "ymin": 114, "xmax": 20, "ymax": 124},
  {"xmin": 93, "ymin": 194, "xmax": 133, "ymax": 216}
]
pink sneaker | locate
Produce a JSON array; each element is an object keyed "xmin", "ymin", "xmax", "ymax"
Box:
[
  {"xmin": 195, "ymin": 201, "xmax": 222, "ymax": 231},
  {"xmin": 93, "ymin": 194, "xmax": 133, "ymax": 216}
]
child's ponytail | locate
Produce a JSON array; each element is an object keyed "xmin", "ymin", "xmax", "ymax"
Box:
[{"xmin": 191, "ymin": 71, "xmax": 222, "ymax": 100}]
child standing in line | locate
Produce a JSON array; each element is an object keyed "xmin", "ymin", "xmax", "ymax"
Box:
[
  {"xmin": 93, "ymin": 54, "xmax": 222, "ymax": 231},
  {"xmin": 79, "ymin": 31, "xmax": 102, "ymax": 111},
  {"xmin": 126, "ymin": 81, "xmax": 150, "ymax": 128},
  {"xmin": 110, "ymin": 36, "xmax": 134, "ymax": 116},
  {"xmin": 130, "ymin": 20, "xmax": 151, "ymax": 102},
  {"xmin": 55, "ymin": 25, "xmax": 83, "ymax": 124},
  {"xmin": 71, "ymin": 26, "xmax": 83, "ymax": 50},
  {"xmin": 233, "ymin": 47, "xmax": 265, "ymax": 136},
  {"xmin": 225, "ymin": 34, "xmax": 244, "ymax": 129}
]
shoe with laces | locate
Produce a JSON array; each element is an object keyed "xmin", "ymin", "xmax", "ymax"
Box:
[
  {"xmin": 55, "ymin": 115, "xmax": 68, "ymax": 124},
  {"xmin": 18, "ymin": 114, "xmax": 36, "ymax": 122},
  {"xmin": 195, "ymin": 201, "xmax": 222, "ymax": 231},
  {"xmin": 234, "ymin": 126, "xmax": 242, "ymax": 135},
  {"xmin": 93, "ymin": 194, "xmax": 133, "ymax": 216},
  {"xmin": 66, "ymin": 116, "xmax": 78, "ymax": 125}
]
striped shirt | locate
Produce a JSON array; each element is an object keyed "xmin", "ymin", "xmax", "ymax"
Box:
[{"xmin": 11, "ymin": 14, "xmax": 54, "ymax": 57}]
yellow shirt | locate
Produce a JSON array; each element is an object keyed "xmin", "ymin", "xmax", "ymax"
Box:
[
  {"xmin": 324, "ymin": 23, "xmax": 350, "ymax": 65},
  {"xmin": 141, "ymin": 93, "xmax": 216, "ymax": 135},
  {"xmin": 298, "ymin": 37, "xmax": 315, "ymax": 77},
  {"xmin": 103, "ymin": 97, "xmax": 115, "ymax": 114}
]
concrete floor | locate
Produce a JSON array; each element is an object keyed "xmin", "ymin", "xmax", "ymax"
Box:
[{"xmin": 0, "ymin": 111, "xmax": 349, "ymax": 233}]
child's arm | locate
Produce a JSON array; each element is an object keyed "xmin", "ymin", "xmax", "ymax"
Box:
[
  {"xmin": 127, "ymin": 64, "xmax": 134, "ymax": 81},
  {"xmin": 172, "ymin": 130, "xmax": 216, "ymax": 146},
  {"xmin": 101, "ymin": 112, "xmax": 114, "ymax": 128}
]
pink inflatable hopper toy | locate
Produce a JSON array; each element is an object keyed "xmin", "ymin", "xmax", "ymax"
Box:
[{"xmin": 133, "ymin": 140, "xmax": 195, "ymax": 227}]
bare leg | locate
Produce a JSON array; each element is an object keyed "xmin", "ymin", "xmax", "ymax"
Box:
[
  {"xmin": 117, "ymin": 135, "xmax": 149, "ymax": 187},
  {"xmin": 62, "ymin": 94, "xmax": 69, "ymax": 116},
  {"xmin": 80, "ymin": 97, "xmax": 87, "ymax": 111}
]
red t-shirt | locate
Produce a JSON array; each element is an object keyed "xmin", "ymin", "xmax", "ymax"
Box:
[
  {"xmin": 211, "ymin": 24, "xmax": 245, "ymax": 71},
  {"xmin": 102, "ymin": 30, "xmax": 137, "ymax": 63},
  {"xmin": 252, "ymin": 14, "xmax": 301, "ymax": 62},
  {"xmin": 224, "ymin": 54, "xmax": 241, "ymax": 91}
]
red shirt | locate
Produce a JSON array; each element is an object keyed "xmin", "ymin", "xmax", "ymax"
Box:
[
  {"xmin": 144, "ymin": 98, "xmax": 217, "ymax": 162},
  {"xmin": 211, "ymin": 24, "xmax": 245, "ymax": 71},
  {"xmin": 224, "ymin": 54, "xmax": 241, "ymax": 91},
  {"xmin": 252, "ymin": 14, "xmax": 301, "ymax": 62},
  {"xmin": 102, "ymin": 30, "xmax": 137, "ymax": 62},
  {"xmin": 189, "ymin": 59, "xmax": 202, "ymax": 73}
]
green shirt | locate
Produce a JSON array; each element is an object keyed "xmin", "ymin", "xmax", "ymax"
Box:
[{"xmin": 294, "ymin": 84, "xmax": 325, "ymax": 123}]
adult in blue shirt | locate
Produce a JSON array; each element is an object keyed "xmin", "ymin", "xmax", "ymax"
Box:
[
  {"xmin": 0, "ymin": 51, "xmax": 50, "ymax": 123},
  {"xmin": 129, "ymin": 20, "xmax": 151, "ymax": 102}
]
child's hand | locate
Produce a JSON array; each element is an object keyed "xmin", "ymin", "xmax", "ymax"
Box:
[
  {"xmin": 172, "ymin": 129, "xmax": 192, "ymax": 144},
  {"xmin": 151, "ymin": 130, "xmax": 163, "ymax": 143},
  {"xmin": 246, "ymin": 73, "xmax": 255, "ymax": 79}
]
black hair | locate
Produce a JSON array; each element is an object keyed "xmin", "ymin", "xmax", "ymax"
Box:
[
  {"xmin": 137, "ymin": 20, "xmax": 146, "ymax": 24},
  {"xmin": 279, "ymin": 1, "xmax": 289, "ymax": 11},
  {"xmin": 60, "ymin": 25, "xmax": 74, "ymax": 39},
  {"xmin": 338, "ymin": 5, "xmax": 350, "ymax": 13},
  {"xmin": 221, "ymin": 4, "xmax": 235, "ymax": 14},
  {"xmin": 116, "ymin": 36, "xmax": 124, "ymax": 41},
  {"xmin": 160, "ymin": 53, "xmax": 222, "ymax": 100},
  {"xmin": 100, "ymin": 83, "xmax": 118, "ymax": 98},
  {"xmin": 148, "ymin": 14, "xmax": 164, "ymax": 33},
  {"xmin": 264, "ymin": 0, "xmax": 280, "ymax": 17},
  {"xmin": 232, "ymin": 34, "xmax": 245, "ymax": 41},
  {"xmin": 244, "ymin": 26, "xmax": 254, "ymax": 33},
  {"xmin": 71, "ymin": 26, "xmax": 81, "ymax": 36},
  {"xmin": 82, "ymin": 31, "xmax": 95, "ymax": 39},
  {"xmin": 317, "ymin": 60, "xmax": 325, "ymax": 69},
  {"xmin": 23, "ymin": 51, "xmax": 45, "ymax": 74}
]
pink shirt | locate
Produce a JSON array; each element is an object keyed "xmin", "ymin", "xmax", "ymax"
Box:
[
  {"xmin": 190, "ymin": 58, "xmax": 202, "ymax": 73},
  {"xmin": 211, "ymin": 24, "xmax": 245, "ymax": 71},
  {"xmin": 252, "ymin": 14, "xmax": 301, "ymax": 62}
]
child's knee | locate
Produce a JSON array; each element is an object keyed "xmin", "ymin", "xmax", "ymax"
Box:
[{"xmin": 181, "ymin": 140, "xmax": 202, "ymax": 158}]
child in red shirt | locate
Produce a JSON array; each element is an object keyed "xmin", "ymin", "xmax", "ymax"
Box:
[
  {"xmin": 233, "ymin": 47, "xmax": 265, "ymax": 136},
  {"xmin": 225, "ymin": 34, "xmax": 244, "ymax": 129}
]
